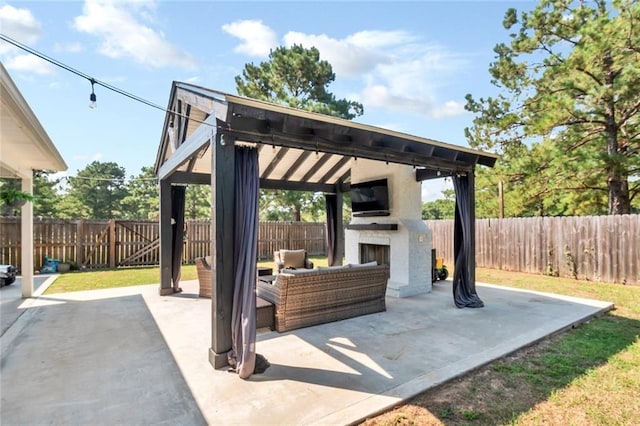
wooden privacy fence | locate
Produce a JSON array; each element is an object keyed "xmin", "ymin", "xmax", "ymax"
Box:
[
  {"xmin": 0, "ymin": 218, "xmax": 326, "ymax": 271},
  {"xmin": 426, "ymin": 214, "xmax": 639, "ymax": 285}
]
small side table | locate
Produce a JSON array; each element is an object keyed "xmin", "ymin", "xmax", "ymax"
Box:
[{"xmin": 257, "ymin": 267, "xmax": 273, "ymax": 277}]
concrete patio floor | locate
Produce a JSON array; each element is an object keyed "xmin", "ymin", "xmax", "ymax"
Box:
[{"xmin": 1, "ymin": 277, "xmax": 612, "ymax": 425}]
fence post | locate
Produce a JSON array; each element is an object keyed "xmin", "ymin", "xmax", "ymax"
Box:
[
  {"xmin": 109, "ymin": 219, "xmax": 116, "ymax": 268},
  {"xmin": 76, "ymin": 219, "xmax": 84, "ymax": 267}
]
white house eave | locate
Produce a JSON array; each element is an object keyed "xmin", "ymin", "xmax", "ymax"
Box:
[{"xmin": 0, "ymin": 63, "xmax": 67, "ymax": 176}]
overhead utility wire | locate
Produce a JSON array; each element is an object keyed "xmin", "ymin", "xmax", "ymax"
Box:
[{"xmin": 0, "ymin": 33, "xmax": 213, "ymax": 128}]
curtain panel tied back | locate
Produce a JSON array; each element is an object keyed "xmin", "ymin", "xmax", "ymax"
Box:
[
  {"xmin": 324, "ymin": 193, "xmax": 338, "ymax": 266},
  {"xmin": 452, "ymin": 174, "xmax": 484, "ymax": 308},
  {"xmin": 171, "ymin": 186, "xmax": 186, "ymax": 293},
  {"xmin": 228, "ymin": 146, "xmax": 270, "ymax": 378}
]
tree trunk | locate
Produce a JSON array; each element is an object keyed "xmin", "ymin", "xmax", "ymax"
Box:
[
  {"xmin": 292, "ymin": 207, "xmax": 301, "ymax": 222},
  {"xmin": 605, "ymin": 122, "xmax": 631, "ymax": 215},
  {"xmin": 603, "ymin": 51, "xmax": 631, "ymax": 215},
  {"xmin": 608, "ymin": 171, "xmax": 631, "ymax": 215}
]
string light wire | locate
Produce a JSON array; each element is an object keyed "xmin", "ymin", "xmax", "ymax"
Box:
[{"xmin": 0, "ymin": 33, "xmax": 214, "ymax": 128}]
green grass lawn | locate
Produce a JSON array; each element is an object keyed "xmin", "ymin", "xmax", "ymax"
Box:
[
  {"xmin": 44, "ymin": 265, "xmax": 198, "ymax": 294},
  {"xmin": 45, "ymin": 256, "xmax": 329, "ymax": 294}
]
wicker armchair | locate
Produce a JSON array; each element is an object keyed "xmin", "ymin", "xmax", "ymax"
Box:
[
  {"xmin": 274, "ymin": 249, "xmax": 314, "ymax": 273},
  {"xmin": 195, "ymin": 256, "xmax": 213, "ymax": 298}
]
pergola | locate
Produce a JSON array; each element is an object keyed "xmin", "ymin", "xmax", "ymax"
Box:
[
  {"xmin": 0, "ymin": 63, "xmax": 67, "ymax": 297},
  {"xmin": 153, "ymin": 82, "xmax": 497, "ymax": 370}
]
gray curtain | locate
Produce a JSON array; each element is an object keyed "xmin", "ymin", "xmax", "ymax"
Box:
[
  {"xmin": 171, "ymin": 185, "xmax": 186, "ymax": 292},
  {"xmin": 230, "ymin": 146, "xmax": 259, "ymax": 378},
  {"xmin": 452, "ymin": 175, "xmax": 484, "ymax": 308},
  {"xmin": 324, "ymin": 194, "xmax": 338, "ymax": 266}
]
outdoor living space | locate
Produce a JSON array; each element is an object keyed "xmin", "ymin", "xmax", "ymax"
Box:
[
  {"xmin": 0, "ymin": 275, "xmax": 613, "ymax": 425},
  {"xmin": 154, "ymin": 84, "xmax": 497, "ymax": 374}
]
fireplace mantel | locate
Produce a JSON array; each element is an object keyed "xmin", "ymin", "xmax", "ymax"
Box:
[{"xmin": 345, "ymin": 223, "xmax": 398, "ymax": 231}]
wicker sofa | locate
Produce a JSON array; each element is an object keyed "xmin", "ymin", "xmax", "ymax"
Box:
[{"xmin": 256, "ymin": 263, "xmax": 390, "ymax": 332}]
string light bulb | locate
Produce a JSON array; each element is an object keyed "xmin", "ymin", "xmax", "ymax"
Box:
[{"xmin": 89, "ymin": 79, "xmax": 97, "ymax": 109}]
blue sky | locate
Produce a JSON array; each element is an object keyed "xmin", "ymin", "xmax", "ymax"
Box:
[{"xmin": 0, "ymin": 0, "xmax": 535, "ymax": 200}]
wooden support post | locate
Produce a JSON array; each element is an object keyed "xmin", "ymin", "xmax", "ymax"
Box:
[
  {"xmin": 498, "ymin": 180, "xmax": 504, "ymax": 219},
  {"xmin": 21, "ymin": 175, "xmax": 33, "ymax": 298},
  {"xmin": 76, "ymin": 219, "xmax": 84, "ymax": 267},
  {"xmin": 209, "ymin": 131, "xmax": 236, "ymax": 369},
  {"xmin": 158, "ymin": 179, "xmax": 173, "ymax": 295},
  {"xmin": 335, "ymin": 190, "xmax": 344, "ymax": 265},
  {"xmin": 108, "ymin": 219, "xmax": 116, "ymax": 268}
]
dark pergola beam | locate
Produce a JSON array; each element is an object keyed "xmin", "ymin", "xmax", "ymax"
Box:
[
  {"xmin": 167, "ymin": 171, "xmax": 211, "ymax": 185},
  {"xmin": 230, "ymin": 115, "xmax": 272, "ymax": 134},
  {"xmin": 259, "ymin": 178, "xmax": 336, "ymax": 193},
  {"xmin": 415, "ymin": 168, "xmax": 470, "ymax": 182},
  {"xmin": 225, "ymin": 129, "xmax": 476, "ymax": 171}
]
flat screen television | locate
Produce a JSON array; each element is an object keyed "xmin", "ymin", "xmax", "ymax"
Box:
[{"xmin": 350, "ymin": 178, "xmax": 390, "ymax": 217}]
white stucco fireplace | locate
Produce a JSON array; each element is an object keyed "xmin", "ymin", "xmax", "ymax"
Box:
[{"xmin": 345, "ymin": 160, "xmax": 432, "ymax": 298}]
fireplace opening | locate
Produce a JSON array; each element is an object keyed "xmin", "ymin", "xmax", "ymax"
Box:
[{"xmin": 360, "ymin": 243, "xmax": 390, "ymax": 265}]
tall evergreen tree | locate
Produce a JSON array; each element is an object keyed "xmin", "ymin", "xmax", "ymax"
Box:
[
  {"xmin": 236, "ymin": 44, "xmax": 363, "ymax": 119},
  {"xmin": 32, "ymin": 171, "xmax": 63, "ymax": 218},
  {"xmin": 236, "ymin": 44, "xmax": 364, "ymax": 221},
  {"xmin": 465, "ymin": 0, "xmax": 640, "ymax": 215},
  {"xmin": 185, "ymin": 185, "xmax": 211, "ymax": 220},
  {"xmin": 65, "ymin": 161, "xmax": 127, "ymax": 219},
  {"xmin": 122, "ymin": 166, "xmax": 159, "ymax": 219}
]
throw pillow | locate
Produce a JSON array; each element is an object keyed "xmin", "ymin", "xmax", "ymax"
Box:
[{"xmin": 280, "ymin": 249, "xmax": 306, "ymax": 268}]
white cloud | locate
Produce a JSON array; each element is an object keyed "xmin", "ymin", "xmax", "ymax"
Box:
[
  {"xmin": 361, "ymin": 85, "xmax": 467, "ymax": 119},
  {"xmin": 422, "ymin": 179, "xmax": 452, "ymax": 202},
  {"xmin": 73, "ymin": 0, "xmax": 196, "ymax": 70},
  {"xmin": 284, "ymin": 29, "xmax": 468, "ymax": 119},
  {"xmin": 0, "ymin": 5, "xmax": 41, "ymax": 43},
  {"xmin": 345, "ymin": 30, "xmax": 418, "ymax": 49},
  {"xmin": 430, "ymin": 101, "xmax": 467, "ymax": 119},
  {"xmin": 222, "ymin": 20, "xmax": 278, "ymax": 57},
  {"xmin": 4, "ymin": 54, "xmax": 56, "ymax": 75},
  {"xmin": 283, "ymin": 31, "xmax": 391, "ymax": 77},
  {"xmin": 222, "ymin": 19, "xmax": 468, "ymax": 120},
  {"xmin": 53, "ymin": 42, "xmax": 84, "ymax": 53},
  {"xmin": 0, "ymin": 4, "xmax": 41, "ymax": 54}
]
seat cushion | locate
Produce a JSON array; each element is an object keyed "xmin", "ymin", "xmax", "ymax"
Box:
[{"xmin": 279, "ymin": 249, "xmax": 306, "ymax": 268}]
